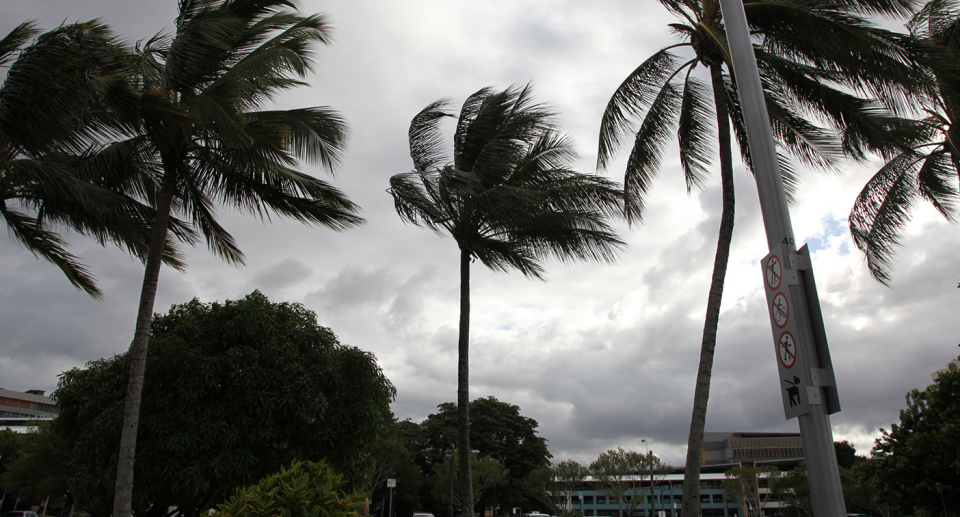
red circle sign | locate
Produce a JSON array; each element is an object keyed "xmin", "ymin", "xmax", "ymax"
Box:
[
  {"xmin": 772, "ymin": 292, "xmax": 789, "ymax": 328},
  {"xmin": 778, "ymin": 331, "xmax": 797, "ymax": 369},
  {"xmin": 765, "ymin": 255, "xmax": 782, "ymax": 291}
]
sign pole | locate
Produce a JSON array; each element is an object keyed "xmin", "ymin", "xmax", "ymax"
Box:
[
  {"xmin": 387, "ymin": 479, "xmax": 396, "ymax": 517},
  {"xmin": 715, "ymin": 0, "xmax": 846, "ymax": 515}
]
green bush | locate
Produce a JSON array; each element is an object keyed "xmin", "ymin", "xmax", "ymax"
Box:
[{"xmin": 216, "ymin": 459, "xmax": 367, "ymax": 517}]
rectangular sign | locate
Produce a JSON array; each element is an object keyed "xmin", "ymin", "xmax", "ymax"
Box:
[
  {"xmin": 387, "ymin": 478, "xmax": 396, "ymax": 488},
  {"xmin": 761, "ymin": 245, "xmax": 811, "ymax": 419}
]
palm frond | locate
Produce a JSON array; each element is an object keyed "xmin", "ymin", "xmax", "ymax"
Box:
[
  {"xmin": 849, "ymin": 151, "xmax": 923, "ymax": 284},
  {"xmin": 0, "ymin": 206, "xmax": 103, "ymax": 299},
  {"xmin": 409, "ymin": 99, "xmax": 455, "ymax": 173},
  {"xmin": 0, "ymin": 21, "xmax": 40, "ymax": 67},
  {"xmin": 678, "ymin": 71, "xmax": 714, "ymax": 194},
  {"xmin": 597, "ymin": 47, "xmax": 684, "ymax": 171},
  {"xmin": 623, "ymin": 77, "xmax": 684, "ymax": 224}
]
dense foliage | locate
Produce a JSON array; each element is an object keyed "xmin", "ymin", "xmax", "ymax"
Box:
[
  {"xmin": 52, "ymin": 291, "xmax": 394, "ymax": 517},
  {"xmin": 215, "ymin": 459, "xmax": 366, "ymax": 517},
  {"xmin": 873, "ymin": 357, "xmax": 960, "ymax": 513}
]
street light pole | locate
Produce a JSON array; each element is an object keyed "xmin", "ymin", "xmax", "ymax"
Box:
[{"xmin": 715, "ymin": 0, "xmax": 846, "ymax": 515}]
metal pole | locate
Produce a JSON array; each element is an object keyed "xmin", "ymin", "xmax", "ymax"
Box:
[
  {"xmin": 388, "ymin": 487, "xmax": 394, "ymax": 517},
  {"xmin": 715, "ymin": 0, "xmax": 846, "ymax": 515},
  {"xmin": 936, "ymin": 482, "xmax": 948, "ymax": 517}
]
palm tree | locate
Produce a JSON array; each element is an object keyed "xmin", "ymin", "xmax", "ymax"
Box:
[
  {"xmin": 0, "ymin": 21, "xmax": 192, "ymax": 299},
  {"xmin": 597, "ymin": 0, "xmax": 930, "ymax": 513},
  {"xmin": 389, "ymin": 84, "xmax": 625, "ymax": 517},
  {"xmin": 850, "ymin": 0, "xmax": 960, "ymax": 285},
  {"xmin": 107, "ymin": 1, "xmax": 363, "ymax": 515}
]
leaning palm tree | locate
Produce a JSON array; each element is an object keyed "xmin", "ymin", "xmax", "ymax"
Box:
[
  {"xmin": 108, "ymin": 1, "xmax": 363, "ymax": 515},
  {"xmin": 389, "ymin": 84, "xmax": 625, "ymax": 517},
  {"xmin": 851, "ymin": 0, "xmax": 960, "ymax": 285},
  {"xmin": 0, "ymin": 21, "xmax": 192, "ymax": 298},
  {"xmin": 597, "ymin": 0, "xmax": 930, "ymax": 512}
]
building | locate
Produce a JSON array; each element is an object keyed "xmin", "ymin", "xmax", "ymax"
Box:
[
  {"xmin": 702, "ymin": 432, "xmax": 803, "ymax": 466},
  {"xmin": 0, "ymin": 387, "xmax": 58, "ymax": 433}
]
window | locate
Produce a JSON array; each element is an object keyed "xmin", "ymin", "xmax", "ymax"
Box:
[
  {"xmin": 584, "ymin": 496, "xmax": 594, "ymax": 505},
  {"xmin": 699, "ymin": 494, "xmax": 710, "ymax": 503},
  {"xmin": 712, "ymin": 494, "xmax": 723, "ymax": 503}
]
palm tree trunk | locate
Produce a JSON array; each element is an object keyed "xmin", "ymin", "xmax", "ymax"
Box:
[
  {"xmin": 458, "ymin": 248, "xmax": 474, "ymax": 517},
  {"xmin": 681, "ymin": 61, "xmax": 736, "ymax": 517},
  {"xmin": 112, "ymin": 169, "xmax": 177, "ymax": 517}
]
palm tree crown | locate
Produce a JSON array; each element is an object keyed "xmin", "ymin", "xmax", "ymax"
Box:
[
  {"xmin": 390, "ymin": 84, "xmax": 625, "ymax": 517},
  {"xmin": 392, "ymin": 84, "xmax": 624, "ymax": 276}
]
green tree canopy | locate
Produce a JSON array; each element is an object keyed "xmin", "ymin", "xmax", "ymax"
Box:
[
  {"xmin": 590, "ymin": 448, "xmax": 669, "ymax": 517},
  {"xmin": 398, "ymin": 397, "xmax": 552, "ymax": 516},
  {"xmin": 873, "ymin": 356, "xmax": 960, "ymax": 513},
  {"xmin": 52, "ymin": 291, "xmax": 395, "ymax": 517}
]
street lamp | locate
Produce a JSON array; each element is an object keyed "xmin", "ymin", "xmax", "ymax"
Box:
[{"xmin": 447, "ymin": 448, "xmax": 456, "ymax": 517}]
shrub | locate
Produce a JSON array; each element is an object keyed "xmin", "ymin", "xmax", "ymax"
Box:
[{"xmin": 216, "ymin": 459, "xmax": 367, "ymax": 517}]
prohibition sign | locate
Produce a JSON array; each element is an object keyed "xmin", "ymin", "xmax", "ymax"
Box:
[
  {"xmin": 765, "ymin": 255, "xmax": 782, "ymax": 290},
  {"xmin": 778, "ymin": 331, "xmax": 797, "ymax": 369},
  {"xmin": 772, "ymin": 292, "xmax": 789, "ymax": 328}
]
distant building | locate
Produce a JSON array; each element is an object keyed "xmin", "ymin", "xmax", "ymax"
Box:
[
  {"xmin": 702, "ymin": 431, "xmax": 804, "ymax": 465},
  {"xmin": 0, "ymin": 387, "xmax": 58, "ymax": 433}
]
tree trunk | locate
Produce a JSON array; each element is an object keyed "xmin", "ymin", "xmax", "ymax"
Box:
[
  {"xmin": 112, "ymin": 169, "xmax": 177, "ymax": 517},
  {"xmin": 458, "ymin": 248, "xmax": 474, "ymax": 517},
  {"xmin": 681, "ymin": 61, "xmax": 736, "ymax": 517}
]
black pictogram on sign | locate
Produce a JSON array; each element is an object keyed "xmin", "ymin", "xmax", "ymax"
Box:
[
  {"xmin": 779, "ymin": 331, "xmax": 797, "ymax": 369},
  {"xmin": 772, "ymin": 292, "xmax": 789, "ymax": 328},
  {"xmin": 766, "ymin": 255, "xmax": 782, "ymax": 291},
  {"xmin": 784, "ymin": 376, "xmax": 802, "ymax": 407}
]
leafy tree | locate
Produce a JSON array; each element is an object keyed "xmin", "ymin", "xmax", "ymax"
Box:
[
  {"xmin": 432, "ymin": 454, "xmax": 508, "ymax": 513},
  {"xmin": 0, "ymin": 429, "xmax": 25, "ymax": 497},
  {"xmin": 407, "ymin": 397, "xmax": 553, "ymax": 515},
  {"xmin": 0, "ymin": 21, "xmax": 191, "ymax": 298},
  {"xmin": 389, "ymin": 84, "xmax": 624, "ymax": 517},
  {"xmin": 98, "ymin": 2, "xmax": 366, "ymax": 514},
  {"xmin": 215, "ymin": 459, "xmax": 366, "ymax": 517},
  {"xmin": 53, "ymin": 291, "xmax": 395, "ymax": 517},
  {"xmin": 531, "ymin": 460, "xmax": 589, "ymax": 517},
  {"xmin": 590, "ymin": 448, "xmax": 668, "ymax": 517},
  {"xmin": 0, "ymin": 422, "xmax": 72, "ymax": 501},
  {"xmin": 873, "ymin": 355, "xmax": 960, "ymax": 513},
  {"xmin": 361, "ymin": 422, "xmax": 422, "ymax": 517},
  {"xmin": 850, "ymin": 0, "xmax": 960, "ymax": 285},
  {"xmin": 596, "ymin": 0, "xmax": 929, "ymax": 512},
  {"xmin": 396, "ymin": 398, "xmax": 552, "ymax": 517},
  {"xmin": 722, "ymin": 466, "xmax": 782, "ymax": 517}
]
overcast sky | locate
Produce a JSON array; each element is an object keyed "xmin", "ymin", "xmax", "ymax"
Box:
[{"xmin": 1, "ymin": 0, "xmax": 958, "ymax": 467}]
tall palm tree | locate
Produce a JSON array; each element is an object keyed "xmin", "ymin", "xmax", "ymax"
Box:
[
  {"xmin": 850, "ymin": 0, "xmax": 960, "ymax": 285},
  {"xmin": 389, "ymin": 84, "xmax": 625, "ymax": 517},
  {"xmin": 0, "ymin": 21, "xmax": 192, "ymax": 299},
  {"xmin": 597, "ymin": 0, "xmax": 930, "ymax": 513},
  {"xmin": 107, "ymin": 1, "xmax": 363, "ymax": 515}
]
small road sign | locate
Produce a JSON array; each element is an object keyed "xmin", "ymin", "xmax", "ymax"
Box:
[
  {"xmin": 765, "ymin": 254, "xmax": 782, "ymax": 291},
  {"xmin": 387, "ymin": 479, "xmax": 396, "ymax": 488},
  {"xmin": 772, "ymin": 292, "xmax": 789, "ymax": 328},
  {"xmin": 779, "ymin": 331, "xmax": 797, "ymax": 369}
]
